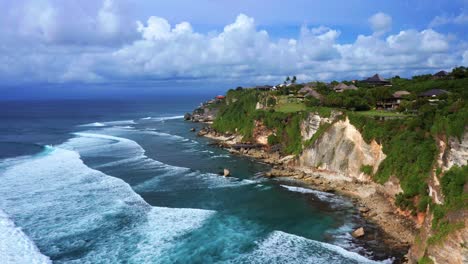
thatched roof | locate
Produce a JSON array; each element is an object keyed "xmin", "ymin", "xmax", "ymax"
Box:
[
  {"xmin": 333, "ymin": 83, "xmax": 358, "ymax": 92},
  {"xmin": 298, "ymin": 87, "xmax": 314, "ymax": 94},
  {"xmin": 433, "ymin": 71, "xmax": 448, "ymax": 77},
  {"xmin": 366, "ymin": 74, "xmax": 387, "ymax": 82},
  {"xmin": 393, "ymin": 91, "xmax": 410, "ymax": 98},
  {"xmin": 347, "ymin": 84, "xmax": 358, "ymax": 90},
  {"xmin": 299, "ymin": 86, "xmax": 323, "ymax": 100},
  {"xmin": 333, "ymin": 83, "xmax": 349, "ymax": 91}
]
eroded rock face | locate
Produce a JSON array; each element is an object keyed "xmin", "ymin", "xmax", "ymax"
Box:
[
  {"xmin": 253, "ymin": 120, "xmax": 272, "ymax": 145},
  {"xmin": 299, "ymin": 118, "xmax": 386, "ymax": 181},
  {"xmin": 444, "ymin": 131, "xmax": 468, "ymax": 170}
]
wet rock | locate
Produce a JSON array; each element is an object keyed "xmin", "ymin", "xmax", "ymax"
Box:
[
  {"xmin": 190, "ymin": 128, "xmax": 196, "ymax": 132},
  {"xmin": 184, "ymin": 113, "xmax": 192, "ymax": 120},
  {"xmin": 223, "ymin": 169, "xmax": 230, "ymax": 177},
  {"xmin": 359, "ymin": 207, "xmax": 370, "ymax": 213},
  {"xmin": 352, "ymin": 227, "xmax": 365, "ymax": 238}
]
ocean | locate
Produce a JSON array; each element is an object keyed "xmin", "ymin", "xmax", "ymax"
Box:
[{"xmin": 0, "ymin": 98, "xmax": 401, "ymax": 263}]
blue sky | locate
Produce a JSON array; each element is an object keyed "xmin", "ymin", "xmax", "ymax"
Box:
[{"xmin": 0, "ymin": 0, "xmax": 467, "ymax": 99}]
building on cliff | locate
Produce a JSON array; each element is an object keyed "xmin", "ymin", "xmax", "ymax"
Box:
[
  {"xmin": 376, "ymin": 90, "xmax": 411, "ymax": 110},
  {"xmin": 362, "ymin": 74, "xmax": 391, "ymax": 86}
]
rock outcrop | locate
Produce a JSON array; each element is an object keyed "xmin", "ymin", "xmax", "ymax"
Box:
[{"xmin": 299, "ymin": 117, "xmax": 386, "ymax": 181}]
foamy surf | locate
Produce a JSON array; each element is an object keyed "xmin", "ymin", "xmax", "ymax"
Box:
[
  {"xmin": 280, "ymin": 184, "xmax": 352, "ymax": 208},
  {"xmin": 79, "ymin": 122, "xmax": 106, "ymax": 127},
  {"xmin": 62, "ymin": 132, "xmax": 255, "ymax": 192},
  {"xmin": 234, "ymin": 231, "xmax": 387, "ymax": 264},
  {"xmin": 79, "ymin": 120, "xmax": 136, "ymax": 127},
  {"xmin": 0, "ymin": 146, "xmax": 215, "ymax": 263},
  {"xmin": 0, "ymin": 209, "xmax": 51, "ymax": 264}
]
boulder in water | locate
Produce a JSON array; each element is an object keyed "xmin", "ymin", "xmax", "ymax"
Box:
[
  {"xmin": 184, "ymin": 113, "xmax": 192, "ymax": 120},
  {"xmin": 351, "ymin": 227, "xmax": 365, "ymax": 238},
  {"xmin": 223, "ymin": 169, "xmax": 230, "ymax": 177},
  {"xmin": 190, "ymin": 128, "xmax": 196, "ymax": 132}
]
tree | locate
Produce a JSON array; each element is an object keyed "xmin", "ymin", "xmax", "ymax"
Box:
[
  {"xmin": 451, "ymin": 66, "xmax": 468, "ymax": 79},
  {"xmin": 292, "ymin": 76, "xmax": 297, "ymax": 84},
  {"xmin": 286, "ymin": 76, "xmax": 291, "ymax": 83}
]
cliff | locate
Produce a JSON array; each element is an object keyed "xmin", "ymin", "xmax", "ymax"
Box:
[
  {"xmin": 299, "ymin": 114, "xmax": 386, "ymax": 182},
  {"xmin": 190, "ymin": 91, "xmax": 467, "ymax": 263}
]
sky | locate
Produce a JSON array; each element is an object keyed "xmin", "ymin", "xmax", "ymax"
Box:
[{"xmin": 0, "ymin": 0, "xmax": 467, "ymax": 99}]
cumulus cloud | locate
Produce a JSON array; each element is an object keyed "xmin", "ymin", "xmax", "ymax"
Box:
[
  {"xmin": 369, "ymin": 12, "xmax": 392, "ymax": 36},
  {"xmin": 430, "ymin": 12, "xmax": 468, "ymax": 27},
  {"xmin": 0, "ymin": 5, "xmax": 465, "ymax": 85},
  {"xmin": 2, "ymin": 0, "xmax": 136, "ymax": 45}
]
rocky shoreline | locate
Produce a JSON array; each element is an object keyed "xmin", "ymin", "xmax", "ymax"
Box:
[{"xmin": 195, "ymin": 125, "xmax": 417, "ymax": 262}]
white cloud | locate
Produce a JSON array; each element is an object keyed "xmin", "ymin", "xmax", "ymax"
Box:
[
  {"xmin": 0, "ymin": 10, "xmax": 465, "ymax": 85},
  {"xmin": 463, "ymin": 50, "xmax": 468, "ymax": 65},
  {"xmin": 4, "ymin": 0, "xmax": 136, "ymax": 45},
  {"xmin": 97, "ymin": 0, "xmax": 120, "ymax": 36},
  {"xmin": 369, "ymin": 12, "xmax": 392, "ymax": 36},
  {"xmin": 430, "ymin": 12, "xmax": 468, "ymax": 27}
]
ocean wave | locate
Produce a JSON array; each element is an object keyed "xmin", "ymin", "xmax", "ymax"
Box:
[
  {"xmin": 79, "ymin": 122, "xmax": 106, "ymax": 127},
  {"xmin": 79, "ymin": 120, "xmax": 136, "ymax": 127},
  {"xmin": 139, "ymin": 115, "xmax": 184, "ymax": 122},
  {"xmin": 280, "ymin": 185, "xmax": 353, "ymax": 208},
  {"xmin": 0, "ymin": 146, "xmax": 215, "ymax": 263},
  {"xmin": 64, "ymin": 132, "xmax": 253, "ymax": 191},
  {"xmin": 0, "ymin": 209, "xmax": 52, "ymax": 264},
  {"xmin": 153, "ymin": 115, "xmax": 184, "ymax": 122},
  {"xmin": 234, "ymin": 230, "xmax": 386, "ymax": 264}
]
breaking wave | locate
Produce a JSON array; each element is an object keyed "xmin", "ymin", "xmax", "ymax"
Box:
[
  {"xmin": 0, "ymin": 209, "xmax": 51, "ymax": 264},
  {"xmin": 234, "ymin": 231, "xmax": 388, "ymax": 264},
  {"xmin": 0, "ymin": 146, "xmax": 215, "ymax": 263}
]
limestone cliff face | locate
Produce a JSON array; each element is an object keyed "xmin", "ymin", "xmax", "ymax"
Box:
[
  {"xmin": 414, "ymin": 130, "xmax": 468, "ymax": 264},
  {"xmin": 443, "ymin": 131, "xmax": 468, "ymax": 170},
  {"xmin": 298, "ymin": 114, "xmax": 386, "ymax": 181}
]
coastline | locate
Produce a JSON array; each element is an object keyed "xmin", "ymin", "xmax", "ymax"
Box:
[{"xmin": 197, "ymin": 126, "xmax": 417, "ymax": 261}]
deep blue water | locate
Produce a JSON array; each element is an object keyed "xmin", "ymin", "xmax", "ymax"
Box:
[{"xmin": 0, "ymin": 98, "xmax": 399, "ymax": 263}]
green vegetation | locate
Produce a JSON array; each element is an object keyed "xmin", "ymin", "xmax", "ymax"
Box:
[
  {"xmin": 305, "ymin": 106, "xmax": 333, "ymax": 118},
  {"xmin": 275, "ymin": 102, "xmax": 306, "ymax": 113},
  {"xmin": 360, "ymin": 165, "xmax": 373, "ymax": 176},
  {"xmin": 428, "ymin": 221, "xmax": 465, "ymax": 245},
  {"xmin": 418, "ymin": 256, "xmax": 434, "ymax": 264},
  {"xmin": 351, "ymin": 110, "xmax": 407, "ymax": 117},
  {"xmin": 212, "ymin": 89, "xmax": 259, "ymax": 140},
  {"xmin": 212, "ymin": 70, "xmax": 467, "ymax": 218},
  {"xmin": 304, "ymin": 122, "xmax": 332, "ymax": 148}
]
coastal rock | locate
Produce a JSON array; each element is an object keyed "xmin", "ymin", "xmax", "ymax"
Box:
[
  {"xmin": 299, "ymin": 117, "xmax": 386, "ymax": 181},
  {"xmin": 190, "ymin": 128, "xmax": 196, "ymax": 132},
  {"xmin": 184, "ymin": 113, "xmax": 192, "ymax": 120},
  {"xmin": 352, "ymin": 227, "xmax": 365, "ymax": 238},
  {"xmin": 223, "ymin": 169, "xmax": 230, "ymax": 177}
]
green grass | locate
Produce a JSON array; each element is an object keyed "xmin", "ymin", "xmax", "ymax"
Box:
[
  {"xmin": 275, "ymin": 102, "xmax": 306, "ymax": 113},
  {"xmin": 305, "ymin": 106, "xmax": 334, "ymax": 117},
  {"xmin": 351, "ymin": 110, "xmax": 407, "ymax": 117},
  {"xmin": 418, "ymin": 256, "xmax": 434, "ymax": 264}
]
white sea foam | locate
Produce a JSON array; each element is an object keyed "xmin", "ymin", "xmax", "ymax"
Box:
[
  {"xmin": 102, "ymin": 120, "xmax": 136, "ymax": 125},
  {"xmin": 153, "ymin": 115, "xmax": 184, "ymax": 122},
  {"xmin": 0, "ymin": 209, "xmax": 51, "ymax": 264},
  {"xmin": 0, "ymin": 147, "xmax": 215, "ymax": 263},
  {"xmin": 210, "ymin": 154, "xmax": 230, "ymax": 159},
  {"xmin": 64, "ymin": 132, "xmax": 252, "ymax": 191},
  {"xmin": 280, "ymin": 185, "xmax": 352, "ymax": 207},
  {"xmin": 234, "ymin": 231, "xmax": 384, "ymax": 264},
  {"xmin": 79, "ymin": 122, "xmax": 106, "ymax": 127}
]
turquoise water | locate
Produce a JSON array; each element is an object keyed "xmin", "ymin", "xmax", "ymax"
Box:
[{"xmin": 0, "ymin": 100, "xmax": 401, "ymax": 263}]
